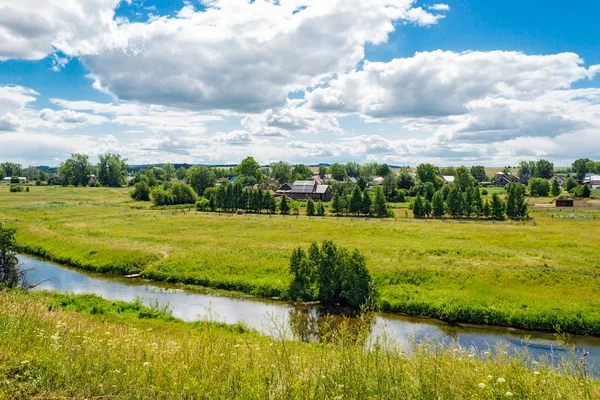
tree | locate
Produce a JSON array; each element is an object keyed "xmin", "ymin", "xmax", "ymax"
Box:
[
  {"xmin": 329, "ymin": 163, "xmax": 347, "ymax": 181},
  {"xmin": 361, "ymin": 189, "xmax": 372, "ymax": 216},
  {"xmin": 432, "ymin": 191, "xmax": 445, "ymax": 218},
  {"xmin": 26, "ymin": 166, "xmax": 37, "ymax": 182},
  {"xmin": 279, "ymin": 194, "xmax": 290, "ymax": 215},
  {"xmin": 564, "ymin": 177, "xmax": 578, "ymax": 192},
  {"xmin": 317, "ymin": 201, "xmax": 325, "ymax": 216},
  {"xmin": 170, "ymin": 182, "xmax": 198, "ymax": 204},
  {"xmin": 175, "ymin": 167, "xmax": 187, "ymax": 181},
  {"xmin": 506, "ymin": 183, "xmax": 527, "ymax": 220},
  {"xmin": 572, "ymin": 158, "xmax": 592, "ymax": 181},
  {"xmin": 470, "ymin": 165, "xmax": 487, "ymax": 182},
  {"xmin": 412, "ymin": 193, "xmax": 425, "ymax": 218},
  {"xmin": 57, "ymin": 159, "xmax": 75, "ymax": 186},
  {"xmin": 375, "ymin": 163, "xmax": 391, "ymax": 177},
  {"xmin": 528, "ymin": 178, "xmax": 550, "ymax": 197},
  {"xmin": 480, "ymin": 199, "xmax": 490, "ymax": 218},
  {"xmin": 534, "ymin": 159, "xmax": 554, "ymax": 179},
  {"xmin": 490, "ymin": 193, "xmax": 505, "ymax": 220},
  {"xmin": 271, "ymin": 161, "xmax": 292, "ymax": 184},
  {"xmin": 345, "ymin": 162, "xmax": 360, "ymax": 178},
  {"xmin": 289, "ymin": 241, "xmax": 375, "ymax": 308},
  {"xmin": 551, "ymin": 178, "xmax": 561, "ymax": 197},
  {"xmin": 397, "ymin": 172, "xmax": 415, "ymax": 190},
  {"xmin": 306, "ymin": 199, "xmax": 315, "ymax": 216},
  {"xmin": 151, "ymin": 188, "xmax": 174, "ymax": 206},
  {"xmin": 416, "ymin": 163, "xmax": 439, "ymax": 184},
  {"xmin": 68, "ymin": 153, "xmax": 92, "ymax": 187},
  {"xmin": 349, "ymin": 186, "xmax": 363, "ymax": 215},
  {"xmin": 187, "ymin": 166, "xmax": 216, "ymax": 196},
  {"xmin": 574, "ymin": 184, "xmax": 592, "ymax": 198},
  {"xmin": 0, "ymin": 163, "xmax": 23, "ymax": 178},
  {"xmin": 292, "ymin": 164, "xmax": 312, "ymax": 180},
  {"xmin": 163, "ymin": 163, "xmax": 175, "ymax": 181},
  {"xmin": 446, "ymin": 185, "xmax": 464, "ymax": 218},
  {"xmin": 98, "ymin": 154, "xmax": 127, "ymax": 187},
  {"xmin": 455, "ymin": 166, "xmax": 474, "ymax": 192},
  {"xmin": 331, "ymin": 191, "xmax": 342, "ymax": 215},
  {"xmin": 424, "ymin": 181, "xmax": 435, "ymax": 201},
  {"xmin": 318, "ymin": 165, "xmax": 328, "ymax": 179},
  {"xmin": 472, "ymin": 187, "xmax": 483, "ymax": 217},
  {"xmin": 517, "ymin": 161, "xmax": 536, "ymax": 180},
  {"xmin": 0, "ymin": 223, "xmax": 22, "ymax": 289},
  {"xmin": 423, "ymin": 200, "xmax": 432, "ymax": 218},
  {"xmin": 373, "ymin": 186, "xmax": 387, "ymax": 217},
  {"xmin": 131, "ymin": 182, "xmax": 151, "ymax": 201}
]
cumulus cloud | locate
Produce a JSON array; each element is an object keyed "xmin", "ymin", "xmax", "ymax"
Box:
[
  {"xmin": 0, "ymin": 0, "xmax": 122, "ymax": 61},
  {"xmin": 306, "ymin": 50, "xmax": 599, "ymax": 119},
  {"xmin": 78, "ymin": 0, "xmax": 446, "ymax": 112}
]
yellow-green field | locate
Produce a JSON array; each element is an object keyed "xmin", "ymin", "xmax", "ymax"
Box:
[
  {"xmin": 0, "ymin": 291, "xmax": 597, "ymax": 399},
  {"xmin": 1, "ymin": 185, "xmax": 600, "ymax": 334}
]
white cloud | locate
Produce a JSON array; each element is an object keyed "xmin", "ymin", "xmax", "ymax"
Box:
[
  {"xmin": 78, "ymin": 0, "xmax": 446, "ymax": 112},
  {"xmin": 0, "ymin": 0, "xmax": 122, "ymax": 61},
  {"xmin": 307, "ymin": 51, "xmax": 599, "ymax": 119}
]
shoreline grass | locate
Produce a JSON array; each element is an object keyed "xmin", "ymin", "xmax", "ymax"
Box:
[
  {"xmin": 0, "ymin": 290, "xmax": 598, "ymax": 399},
  {"xmin": 2, "ymin": 186, "xmax": 600, "ymax": 335}
]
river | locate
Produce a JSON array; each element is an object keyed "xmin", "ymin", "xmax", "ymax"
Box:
[{"xmin": 21, "ymin": 255, "xmax": 599, "ymax": 374}]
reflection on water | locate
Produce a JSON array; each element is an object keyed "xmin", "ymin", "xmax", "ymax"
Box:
[{"xmin": 20, "ymin": 255, "xmax": 599, "ymax": 375}]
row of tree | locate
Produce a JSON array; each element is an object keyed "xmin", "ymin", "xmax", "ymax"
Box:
[{"xmin": 330, "ymin": 186, "xmax": 391, "ymax": 217}]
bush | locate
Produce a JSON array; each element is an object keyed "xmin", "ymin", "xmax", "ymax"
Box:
[
  {"xmin": 528, "ymin": 178, "xmax": 550, "ymax": 197},
  {"xmin": 196, "ymin": 198, "xmax": 210, "ymax": 211},
  {"xmin": 131, "ymin": 182, "xmax": 151, "ymax": 201},
  {"xmin": 25, "ymin": 187, "xmax": 30, "ymax": 193},
  {"xmin": 35, "ymin": 179, "xmax": 41, "ymax": 186},
  {"xmin": 10, "ymin": 176, "xmax": 19, "ymax": 184},
  {"xmin": 573, "ymin": 184, "xmax": 591, "ymax": 198},
  {"xmin": 289, "ymin": 241, "xmax": 376, "ymax": 308},
  {"xmin": 151, "ymin": 188, "xmax": 174, "ymax": 206},
  {"xmin": 481, "ymin": 188, "xmax": 488, "ymax": 196},
  {"xmin": 170, "ymin": 182, "xmax": 198, "ymax": 205},
  {"xmin": 9, "ymin": 185, "xmax": 24, "ymax": 193}
]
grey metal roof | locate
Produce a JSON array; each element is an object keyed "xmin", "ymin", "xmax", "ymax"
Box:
[
  {"xmin": 290, "ymin": 181, "xmax": 316, "ymax": 194},
  {"xmin": 316, "ymin": 185, "xmax": 330, "ymax": 194}
]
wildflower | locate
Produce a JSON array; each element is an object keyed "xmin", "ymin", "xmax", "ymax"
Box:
[
  {"xmin": 505, "ymin": 392, "xmax": 513, "ymax": 397},
  {"xmin": 143, "ymin": 362, "xmax": 151, "ymax": 367},
  {"xmin": 478, "ymin": 383, "xmax": 486, "ymax": 389},
  {"xmin": 487, "ymin": 375, "xmax": 493, "ymax": 380},
  {"xmin": 20, "ymin": 360, "xmax": 30, "ymax": 365},
  {"xmin": 497, "ymin": 378, "xmax": 506, "ymax": 383},
  {"xmin": 583, "ymin": 351, "xmax": 589, "ymax": 357},
  {"xmin": 51, "ymin": 334, "xmax": 60, "ymax": 340},
  {"xmin": 533, "ymin": 371, "xmax": 540, "ymax": 375}
]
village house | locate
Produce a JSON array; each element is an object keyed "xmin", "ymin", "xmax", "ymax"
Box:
[
  {"xmin": 287, "ymin": 181, "xmax": 332, "ymax": 202},
  {"xmin": 583, "ymin": 175, "xmax": 600, "ymax": 189},
  {"xmin": 369, "ymin": 176, "xmax": 385, "ymax": 186},
  {"xmin": 493, "ymin": 172, "xmax": 520, "ymax": 187},
  {"xmin": 2, "ymin": 177, "xmax": 27, "ymax": 183},
  {"xmin": 548, "ymin": 175, "xmax": 566, "ymax": 186},
  {"xmin": 440, "ymin": 175, "xmax": 455, "ymax": 184}
]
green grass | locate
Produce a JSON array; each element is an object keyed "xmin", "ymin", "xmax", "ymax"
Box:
[
  {"xmin": 0, "ymin": 291, "xmax": 597, "ymax": 399},
  {"xmin": 2, "ymin": 186, "xmax": 600, "ymax": 334}
]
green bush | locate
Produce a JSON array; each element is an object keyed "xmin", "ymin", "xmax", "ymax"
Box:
[
  {"xmin": 131, "ymin": 182, "xmax": 151, "ymax": 201},
  {"xmin": 196, "ymin": 198, "xmax": 210, "ymax": 211},
  {"xmin": 9, "ymin": 185, "xmax": 24, "ymax": 193},
  {"xmin": 10, "ymin": 176, "xmax": 19, "ymax": 184}
]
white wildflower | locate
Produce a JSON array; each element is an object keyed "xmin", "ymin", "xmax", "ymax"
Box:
[
  {"xmin": 478, "ymin": 383, "xmax": 486, "ymax": 389},
  {"xmin": 505, "ymin": 392, "xmax": 513, "ymax": 397},
  {"xmin": 497, "ymin": 377, "xmax": 506, "ymax": 383},
  {"xmin": 533, "ymin": 371, "xmax": 540, "ymax": 375}
]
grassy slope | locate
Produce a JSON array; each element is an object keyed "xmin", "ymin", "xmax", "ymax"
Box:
[
  {"xmin": 1, "ymin": 186, "xmax": 600, "ymax": 334},
  {"xmin": 0, "ymin": 291, "xmax": 597, "ymax": 399}
]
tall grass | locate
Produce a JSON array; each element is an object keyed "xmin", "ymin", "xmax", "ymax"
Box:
[
  {"xmin": 0, "ymin": 291, "xmax": 597, "ymax": 399},
  {"xmin": 1, "ymin": 186, "xmax": 600, "ymax": 334}
]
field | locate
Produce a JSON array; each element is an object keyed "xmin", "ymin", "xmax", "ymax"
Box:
[
  {"xmin": 1, "ymin": 185, "xmax": 600, "ymax": 334},
  {"xmin": 0, "ymin": 290, "xmax": 597, "ymax": 399}
]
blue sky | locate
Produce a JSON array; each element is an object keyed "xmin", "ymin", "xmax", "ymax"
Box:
[{"xmin": 1, "ymin": 0, "xmax": 599, "ymax": 166}]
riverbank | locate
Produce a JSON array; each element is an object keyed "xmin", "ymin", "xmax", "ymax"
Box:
[
  {"xmin": 2, "ymin": 186, "xmax": 600, "ymax": 335},
  {"xmin": 1, "ymin": 290, "xmax": 597, "ymax": 399}
]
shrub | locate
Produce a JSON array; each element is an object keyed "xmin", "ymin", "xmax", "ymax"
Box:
[
  {"xmin": 196, "ymin": 198, "xmax": 210, "ymax": 211},
  {"xmin": 151, "ymin": 188, "xmax": 174, "ymax": 206},
  {"xmin": 10, "ymin": 176, "xmax": 19, "ymax": 184},
  {"xmin": 131, "ymin": 182, "xmax": 151, "ymax": 201},
  {"xmin": 481, "ymin": 188, "xmax": 488, "ymax": 196},
  {"xmin": 574, "ymin": 184, "xmax": 591, "ymax": 198},
  {"xmin": 528, "ymin": 178, "xmax": 550, "ymax": 197},
  {"xmin": 564, "ymin": 177, "xmax": 578, "ymax": 192},
  {"xmin": 170, "ymin": 182, "xmax": 197, "ymax": 204},
  {"xmin": 25, "ymin": 187, "xmax": 30, "ymax": 193},
  {"xmin": 9, "ymin": 185, "xmax": 24, "ymax": 193},
  {"xmin": 35, "ymin": 179, "xmax": 42, "ymax": 186}
]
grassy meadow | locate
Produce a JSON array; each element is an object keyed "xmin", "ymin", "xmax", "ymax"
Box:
[
  {"xmin": 0, "ymin": 290, "xmax": 597, "ymax": 399},
  {"xmin": 1, "ymin": 185, "xmax": 600, "ymax": 334}
]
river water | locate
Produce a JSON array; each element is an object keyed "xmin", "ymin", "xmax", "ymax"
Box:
[{"xmin": 21, "ymin": 255, "xmax": 599, "ymax": 374}]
